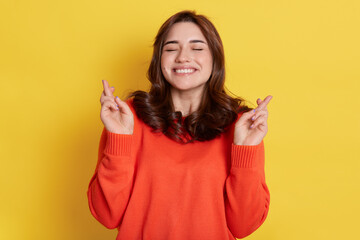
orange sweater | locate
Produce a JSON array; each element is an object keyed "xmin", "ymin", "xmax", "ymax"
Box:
[{"xmin": 87, "ymin": 101, "xmax": 270, "ymax": 240}]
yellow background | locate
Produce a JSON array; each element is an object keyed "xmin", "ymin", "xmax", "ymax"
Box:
[{"xmin": 1, "ymin": 0, "xmax": 359, "ymax": 239}]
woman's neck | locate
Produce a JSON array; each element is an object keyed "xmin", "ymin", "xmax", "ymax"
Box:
[{"xmin": 170, "ymin": 88, "xmax": 204, "ymax": 116}]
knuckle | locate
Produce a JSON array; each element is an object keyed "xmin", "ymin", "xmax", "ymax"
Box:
[
  {"xmin": 102, "ymin": 100, "xmax": 112, "ymax": 107},
  {"xmin": 104, "ymin": 97, "xmax": 115, "ymax": 103}
]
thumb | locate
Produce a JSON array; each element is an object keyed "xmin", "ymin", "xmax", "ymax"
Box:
[{"xmin": 115, "ymin": 97, "xmax": 132, "ymax": 115}]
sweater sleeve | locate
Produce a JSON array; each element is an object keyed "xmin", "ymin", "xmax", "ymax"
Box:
[
  {"xmin": 87, "ymin": 128, "xmax": 135, "ymax": 229},
  {"xmin": 224, "ymin": 141, "xmax": 270, "ymax": 239}
]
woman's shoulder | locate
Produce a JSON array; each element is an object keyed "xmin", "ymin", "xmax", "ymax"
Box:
[
  {"xmin": 124, "ymin": 97, "xmax": 145, "ymax": 129},
  {"xmin": 125, "ymin": 97, "xmax": 135, "ymax": 110}
]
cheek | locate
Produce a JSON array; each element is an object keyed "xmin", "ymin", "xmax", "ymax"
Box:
[
  {"xmin": 160, "ymin": 58, "xmax": 166, "ymax": 74},
  {"xmin": 161, "ymin": 56, "xmax": 170, "ymax": 70},
  {"xmin": 208, "ymin": 59, "xmax": 213, "ymax": 71},
  {"xmin": 161, "ymin": 64, "xmax": 170, "ymax": 76},
  {"xmin": 203, "ymin": 54, "xmax": 213, "ymax": 73},
  {"xmin": 160, "ymin": 58, "xmax": 172, "ymax": 80}
]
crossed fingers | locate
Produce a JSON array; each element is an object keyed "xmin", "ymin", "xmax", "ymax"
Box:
[
  {"xmin": 249, "ymin": 95, "xmax": 272, "ymax": 129},
  {"xmin": 100, "ymin": 79, "xmax": 119, "ymax": 111}
]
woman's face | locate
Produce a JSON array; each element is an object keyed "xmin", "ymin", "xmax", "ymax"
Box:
[{"xmin": 161, "ymin": 22, "xmax": 213, "ymax": 95}]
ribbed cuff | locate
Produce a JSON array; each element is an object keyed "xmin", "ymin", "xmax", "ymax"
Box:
[
  {"xmin": 231, "ymin": 141, "xmax": 264, "ymax": 168},
  {"xmin": 104, "ymin": 130, "xmax": 133, "ymax": 156}
]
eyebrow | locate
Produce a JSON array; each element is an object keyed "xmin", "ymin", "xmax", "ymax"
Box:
[{"xmin": 163, "ymin": 39, "xmax": 207, "ymax": 46}]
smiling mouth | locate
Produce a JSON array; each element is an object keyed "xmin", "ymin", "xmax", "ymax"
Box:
[{"xmin": 173, "ymin": 69, "xmax": 196, "ymax": 74}]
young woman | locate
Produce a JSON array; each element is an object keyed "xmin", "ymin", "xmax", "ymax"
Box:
[{"xmin": 88, "ymin": 10, "xmax": 272, "ymax": 240}]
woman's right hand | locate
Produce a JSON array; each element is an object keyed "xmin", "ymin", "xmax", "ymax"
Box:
[{"xmin": 100, "ymin": 80, "xmax": 134, "ymax": 134}]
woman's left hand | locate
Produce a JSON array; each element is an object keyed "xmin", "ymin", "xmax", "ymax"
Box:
[{"xmin": 233, "ymin": 95, "xmax": 272, "ymax": 146}]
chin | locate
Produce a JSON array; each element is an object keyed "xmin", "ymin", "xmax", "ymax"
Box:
[{"xmin": 170, "ymin": 84, "xmax": 206, "ymax": 94}]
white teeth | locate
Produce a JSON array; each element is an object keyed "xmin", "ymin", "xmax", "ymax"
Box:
[{"xmin": 175, "ymin": 69, "xmax": 195, "ymax": 73}]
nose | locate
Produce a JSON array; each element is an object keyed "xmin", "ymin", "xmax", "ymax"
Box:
[{"xmin": 175, "ymin": 48, "xmax": 191, "ymax": 63}]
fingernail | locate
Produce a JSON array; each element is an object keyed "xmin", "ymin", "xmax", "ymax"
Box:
[
  {"xmin": 252, "ymin": 116, "xmax": 255, "ymax": 121},
  {"xmin": 116, "ymin": 96, "xmax": 119, "ymax": 99},
  {"xmin": 116, "ymin": 105, "xmax": 119, "ymax": 108},
  {"xmin": 111, "ymin": 86, "xmax": 114, "ymax": 88},
  {"xmin": 250, "ymin": 124, "xmax": 254, "ymax": 128},
  {"xmin": 253, "ymin": 109, "xmax": 256, "ymax": 113}
]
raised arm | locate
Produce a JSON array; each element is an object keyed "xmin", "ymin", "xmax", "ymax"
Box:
[
  {"xmin": 224, "ymin": 141, "xmax": 270, "ymax": 238},
  {"xmin": 225, "ymin": 95, "xmax": 272, "ymax": 238},
  {"xmin": 87, "ymin": 80, "xmax": 135, "ymax": 228},
  {"xmin": 87, "ymin": 129, "xmax": 135, "ymax": 228}
]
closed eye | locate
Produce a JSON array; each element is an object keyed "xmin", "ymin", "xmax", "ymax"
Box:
[{"xmin": 193, "ymin": 49, "xmax": 203, "ymax": 51}]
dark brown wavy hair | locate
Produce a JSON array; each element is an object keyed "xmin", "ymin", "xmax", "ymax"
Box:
[{"xmin": 128, "ymin": 10, "xmax": 250, "ymax": 143}]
